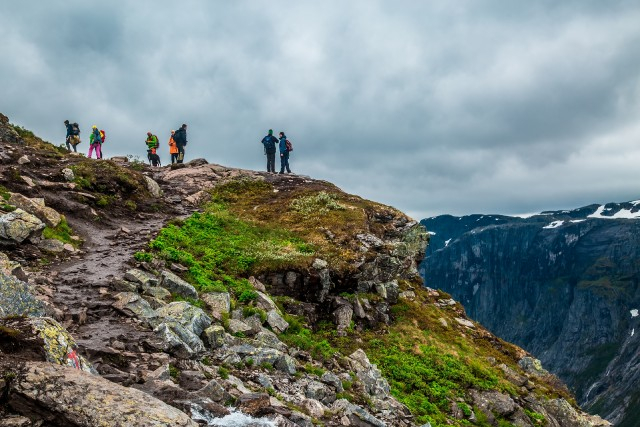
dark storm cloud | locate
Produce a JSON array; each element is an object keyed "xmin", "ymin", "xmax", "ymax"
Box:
[{"xmin": 1, "ymin": 1, "xmax": 639, "ymax": 219}]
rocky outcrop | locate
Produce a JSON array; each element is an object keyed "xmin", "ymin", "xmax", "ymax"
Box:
[
  {"xmin": 0, "ymin": 272, "xmax": 44, "ymax": 317},
  {"xmin": 8, "ymin": 193, "xmax": 62, "ymax": 227},
  {"xmin": 0, "ymin": 209, "xmax": 45, "ymax": 244},
  {"xmin": 421, "ymin": 202, "xmax": 640, "ymax": 424},
  {"xmin": 10, "ymin": 362, "xmax": 197, "ymax": 426}
]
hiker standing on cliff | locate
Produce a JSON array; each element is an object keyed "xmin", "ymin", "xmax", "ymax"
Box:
[
  {"xmin": 278, "ymin": 131, "xmax": 291, "ymax": 174},
  {"xmin": 173, "ymin": 124, "xmax": 187, "ymax": 164},
  {"xmin": 261, "ymin": 129, "xmax": 278, "ymax": 173},
  {"xmin": 88, "ymin": 126, "xmax": 102, "ymax": 159},
  {"xmin": 168, "ymin": 130, "xmax": 179, "ymax": 164},
  {"xmin": 145, "ymin": 132, "xmax": 160, "ymax": 166},
  {"xmin": 64, "ymin": 120, "xmax": 80, "ymax": 152}
]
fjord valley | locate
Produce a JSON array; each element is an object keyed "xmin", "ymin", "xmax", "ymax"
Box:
[{"xmin": 421, "ymin": 203, "xmax": 640, "ymax": 426}]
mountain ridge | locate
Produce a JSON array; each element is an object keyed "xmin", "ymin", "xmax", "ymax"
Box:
[{"xmin": 0, "ymin": 113, "xmax": 610, "ymax": 427}]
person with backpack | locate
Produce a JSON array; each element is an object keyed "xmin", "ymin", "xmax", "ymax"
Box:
[
  {"xmin": 168, "ymin": 130, "xmax": 179, "ymax": 164},
  {"xmin": 145, "ymin": 132, "xmax": 161, "ymax": 166},
  {"xmin": 173, "ymin": 124, "xmax": 187, "ymax": 164},
  {"xmin": 278, "ymin": 131, "xmax": 292, "ymax": 174},
  {"xmin": 88, "ymin": 125, "xmax": 102, "ymax": 159},
  {"xmin": 261, "ymin": 129, "xmax": 278, "ymax": 173},
  {"xmin": 98, "ymin": 128, "xmax": 105, "ymax": 159},
  {"xmin": 64, "ymin": 120, "xmax": 81, "ymax": 152}
]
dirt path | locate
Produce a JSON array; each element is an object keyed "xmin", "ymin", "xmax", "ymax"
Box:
[{"xmin": 44, "ymin": 172, "xmax": 194, "ymax": 377}]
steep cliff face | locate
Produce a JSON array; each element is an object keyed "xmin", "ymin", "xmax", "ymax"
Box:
[{"xmin": 421, "ymin": 206, "xmax": 640, "ymax": 426}]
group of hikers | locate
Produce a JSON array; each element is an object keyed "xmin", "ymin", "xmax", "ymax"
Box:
[
  {"xmin": 261, "ymin": 129, "xmax": 292, "ymax": 174},
  {"xmin": 64, "ymin": 121, "xmax": 188, "ymax": 165},
  {"xmin": 64, "ymin": 121, "xmax": 293, "ymax": 173},
  {"xmin": 143, "ymin": 125, "xmax": 188, "ymax": 166}
]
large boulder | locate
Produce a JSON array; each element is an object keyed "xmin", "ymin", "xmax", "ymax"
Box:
[
  {"xmin": 159, "ymin": 270, "xmax": 198, "ymax": 300},
  {"xmin": 200, "ymin": 291, "xmax": 230, "ymax": 319},
  {"xmin": 112, "ymin": 292, "xmax": 158, "ymax": 324},
  {"xmin": 306, "ymin": 380, "xmax": 336, "ymax": 405},
  {"xmin": 144, "ymin": 176, "xmax": 163, "ymax": 198},
  {"xmin": 9, "ymin": 362, "xmax": 197, "ymax": 426},
  {"xmin": 28, "ymin": 317, "xmax": 95, "ymax": 373},
  {"xmin": 0, "ymin": 209, "xmax": 45, "ymax": 243},
  {"xmin": 332, "ymin": 399, "xmax": 386, "ymax": 427},
  {"xmin": 348, "ymin": 349, "xmax": 390, "ymax": 399},
  {"xmin": 0, "ymin": 272, "xmax": 44, "ymax": 318},
  {"xmin": 124, "ymin": 269, "xmax": 159, "ymax": 289},
  {"xmin": 154, "ymin": 320, "xmax": 206, "ymax": 359},
  {"xmin": 203, "ymin": 325, "xmax": 225, "ymax": 348},
  {"xmin": 266, "ymin": 310, "xmax": 289, "ymax": 334},
  {"xmin": 255, "ymin": 291, "xmax": 279, "ymax": 312},
  {"xmin": 8, "ymin": 193, "xmax": 62, "ymax": 227},
  {"xmin": 156, "ymin": 301, "xmax": 212, "ymax": 336}
]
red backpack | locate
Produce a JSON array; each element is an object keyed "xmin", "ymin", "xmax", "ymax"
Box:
[
  {"xmin": 285, "ymin": 139, "xmax": 293, "ymax": 152},
  {"xmin": 100, "ymin": 130, "xmax": 106, "ymax": 143}
]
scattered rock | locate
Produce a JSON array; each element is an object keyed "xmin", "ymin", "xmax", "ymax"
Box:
[
  {"xmin": 203, "ymin": 325, "xmax": 226, "ymax": 348},
  {"xmin": 17, "ymin": 155, "xmax": 30, "ymax": 165},
  {"xmin": 332, "ymin": 399, "xmax": 386, "ymax": 427},
  {"xmin": 61, "ymin": 168, "xmax": 75, "ymax": 181},
  {"xmin": 124, "ymin": 269, "xmax": 159, "ymax": 289},
  {"xmin": 249, "ymin": 276, "xmax": 267, "ymax": 292},
  {"xmin": 38, "ymin": 238, "xmax": 65, "ymax": 253},
  {"xmin": 0, "ymin": 272, "xmax": 45, "ymax": 317},
  {"xmin": 266, "ymin": 310, "xmax": 289, "ymax": 334},
  {"xmin": 306, "ymin": 380, "xmax": 336, "ymax": 405},
  {"xmin": 454, "ymin": 317, "xmax": 475, "ymax": 328},
  {"xmin": 200, "ymin": 291, "xmax": 231, "ymax": 320},
  {"xmin": 237, "ymin": 393, "xmax": 272, "ymax": 417},
  {"xmin": 301, "ymin": 398, "xmax": 325, "ymax": 418},
  {"xmin": 112, "ymin": 292, "xmax": 158, "ymax": 323},
  {"xmin": 518, "ymin": 356, "xmax": 549, "ymax": 377},
  {"xmin": 154, "ymin": 320, "xmax": 206, "ymax": 359},
  {"xmin": 144, "ymin": 286, "xmax": 172, "ymax": 302},
  {"xmin": 321, "ymin": 371, "xmax": 344, "ymax": 393},
  {"xmin": 256, "ymin": 291, "xmax": 279, "ymax": 312},
  {"xmin": 0, "ymin": 208, "xmax": 45, "ymax": 243},
  {"xmin": 156, "ymin": 301, "xmax": 212, "ymax": 336},
  {"xmin": 160, "ymin": 270, "xmax": 198, "ymax": 300},
  {"xmin": 144, "ymin": 175, "xmax": 163, "ymax": 198},
  {"xmin": 228, "ymin": 319, "xmax": 253, "ymax": 335},
  {"xmin": 8, "ymin": 193, "xmax": 62, "ymax": 227}
]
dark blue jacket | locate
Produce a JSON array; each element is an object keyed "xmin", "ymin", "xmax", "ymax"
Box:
[
  {"xmin": 279, "ymin": 135, "xmax": 288, "ymax": 154},
  {"xmin": 174, "ymin": 127, "xmax": 187, "ymax": 146},
  {"xmin": 261, "ymin": 135, "xmax": 278, "ymax": 152},
  {"xmin": 65, "ymin": 123, "xmax": 73, "ymax": 138}
]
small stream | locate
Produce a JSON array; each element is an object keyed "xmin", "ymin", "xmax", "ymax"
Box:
[{"xmin": 191, "ymin": 406, "xmax": 276, "ymax": 427}]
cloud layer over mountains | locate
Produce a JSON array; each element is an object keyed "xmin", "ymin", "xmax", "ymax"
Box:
[{"xmin": 2, "ymin": 1, "xmax": 640, "ymax": 218}]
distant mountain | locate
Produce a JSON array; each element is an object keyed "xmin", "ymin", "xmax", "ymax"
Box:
[{"xmin": 420, "ymin": 201, "xmax": 640, "ymax": 426}]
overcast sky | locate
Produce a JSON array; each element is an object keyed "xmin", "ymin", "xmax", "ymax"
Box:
[{"xmin": 2, "ymin": 1, "xmax": 640, "ymax": 219}]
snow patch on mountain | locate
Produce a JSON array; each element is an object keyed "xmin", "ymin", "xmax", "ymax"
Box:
[
  {"xmin": 588, "ymin": 205, "xmax": 640, "ymax": 220},
  {"xmin": 543, "ymin": 220, "xmax": 564, "ymax": 229}
]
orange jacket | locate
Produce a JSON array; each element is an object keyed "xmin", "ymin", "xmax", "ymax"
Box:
[{"xmin": 168, "ymin": 137, "xmax": 178, "ymax": 154}]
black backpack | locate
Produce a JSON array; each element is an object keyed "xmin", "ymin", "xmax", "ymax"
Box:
[
  {"xmin": 72, "ymin": 123, "xmax": 80, "ymax": 136},
  {"xmin": 175, "ymin": 128, "xmax": 187, "ymax": 145}
]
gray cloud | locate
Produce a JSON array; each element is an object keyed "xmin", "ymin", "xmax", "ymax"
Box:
[{"xmin": 1, "ymin": 0, "xmax": 640, "ymax": 219}]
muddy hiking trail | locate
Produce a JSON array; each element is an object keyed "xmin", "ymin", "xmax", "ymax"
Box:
[
  {"xmin": 37, "ymin": 160, "xmax": 314, "ymax": 382},
  {"xmin": 42, "ymin": 173, "xmax": 192, "ymax": 380}
]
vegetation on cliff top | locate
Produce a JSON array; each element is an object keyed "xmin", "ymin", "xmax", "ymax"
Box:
[{"xmin": 138, "ymin": 177, "xmax": 573, "ymax": 426}]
